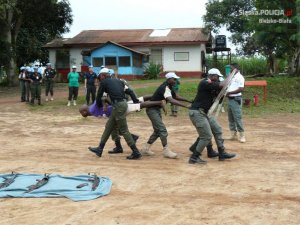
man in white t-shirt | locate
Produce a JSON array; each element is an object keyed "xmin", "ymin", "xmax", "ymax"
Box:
[{"xmin": 226, "ymin": 63, "xmax": 246, "ymax": 143}]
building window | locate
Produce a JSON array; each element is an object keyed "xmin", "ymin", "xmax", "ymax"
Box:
[
  {"xmin": 105, "ymin": 56, "xmax": 117, "ymax": 66},
  {"xmin": 133, "ymin": 53, "xmax": 142, "ymax": 67},
  {"xmin": 119, "ymin": 56, "xmax": 131, "ymax": 67},
  {"xmin": 93, "ymin": 57, "xmax": 103, "ymax": 67},
  {"xmin": 150, "ymin": 49, "xmax": 162, "ymax": 65},
  {"xmin": 174, "ymin": 52, "xmax": 189, "ymax": 61}
]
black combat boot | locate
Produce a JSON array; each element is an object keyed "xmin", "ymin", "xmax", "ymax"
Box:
[
  {"xmin": 218, "ymin": 147, "xmax": 236, "ymax": 161},
  {"xmin": 88, "ymin": 143, "xmax": 105, "ymax": 157},
  {"xmin": 108, "ymin": 139, "xmax": 123, "ymax": 154},
  {"xmin": 189, "ymin": 151, "xmax": 207, "ymax": 164},
  {"xmin": 207, "ymin": 144, "xmax": 219, "ymax": 158},
  {"xmin": 127, "ymin": 144, "xmax": 142, "ymax": 160},
  {"xmin": 38, "ymin": 98, "xmax": 41, "ymax": 105},
  {"xmin": 189, "ymin": 137, "xmax": 200, "ymax": 153},
  {"xmin": 131, "ymin": 134, "xmax": 139, "ymax": 142}
]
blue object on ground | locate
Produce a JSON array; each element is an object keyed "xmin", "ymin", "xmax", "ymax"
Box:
[{"xmin": 0, "ymin": 173, "xmax": 112, "ymax": 201}]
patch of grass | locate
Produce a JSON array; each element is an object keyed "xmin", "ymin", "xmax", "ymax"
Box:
[
  {"xmin": 128, "ymin": 78, "xmax": 165, "ymax": 85},
  {"xmin": 134, "ymin": 86, "xmax": 157, "ymax": 96},
  {"xmin": 28, "ymin": 95, "xmax": 86, "ymax": 114},
  {"xmin": 241, "ymin": 76, "xmax": 300, "ymax": 116},
  {"xmin": 133, "ymin": 76, "xmax": 300, "ymax": 117}
]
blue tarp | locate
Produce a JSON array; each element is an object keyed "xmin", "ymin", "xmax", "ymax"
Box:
[{"xmin": 0, "ymin": 173, "xmax": 112, "ymax": 201}]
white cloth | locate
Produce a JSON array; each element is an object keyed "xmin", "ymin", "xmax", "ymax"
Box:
[
  {"xmin": 127, "ymin": 96, "xmax": 144, "ymax": 104},
  {"xmin": 127, "ymin": 103, "xmax": 141, "ymax": 114},
  {"xmin": 39, "ymin": 67, "xmax": 46, "ymax": 77},
  {"xmin": 163, "ymin": 86, "xmax": 172, "ymax": 99},
  {"xmin": 227, "ymin": 71, "xmax": 245, "ymax": 97},
  {"xmin": 138, "ymin": 96, "xmax": 144, "ymax": 102}
]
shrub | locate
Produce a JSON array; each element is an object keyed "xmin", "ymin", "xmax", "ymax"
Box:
[{"xmin": 144, "ymin": 62, "xmax": 162, "ymax": 79}]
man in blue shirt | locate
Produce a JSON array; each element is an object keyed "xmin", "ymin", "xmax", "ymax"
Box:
[{"xmin": 84, "ymin": 66, "xmax": 98, "ymax": 105}]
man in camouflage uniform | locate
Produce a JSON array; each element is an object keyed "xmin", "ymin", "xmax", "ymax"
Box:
[
  {"xmin": 141, "ymin": 72, "xmax": 191, "ymax": 159},
  {"xmin": 30, "ymin": 67, "xmax": 43, "ymax": 105},
  {"xmin": 88, "ymin": 68, "xmax": 142, "ymax": 160},
  {"xmin": 44, "ymin": 63, "xmax": 56, "ymax": 101},
  {"xmin": 188, "ymin": 68, "xmax": 236, "ymax": 164}
]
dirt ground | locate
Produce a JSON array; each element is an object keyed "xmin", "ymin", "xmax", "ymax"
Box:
[{"xmin": 0, "ymin": 87, "xmax": 300, "ymax": 225}]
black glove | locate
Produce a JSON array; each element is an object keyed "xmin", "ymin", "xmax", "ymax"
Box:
[{"xmin": 133, "ymin": 98, "xmax": 139, "ymax": 104}]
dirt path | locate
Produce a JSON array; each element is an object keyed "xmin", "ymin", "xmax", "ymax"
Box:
[{"xmin": 0, "ymin": 86, "xmax": 300, "ymax": 225}]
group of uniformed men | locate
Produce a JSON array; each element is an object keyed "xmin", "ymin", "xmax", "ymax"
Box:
[
  {"xmin": 88, "ymin": 64, "xmax": 245, "ymax": 164},
  {"xmin": 19, "ymin": 64, "xmax": 106, "ymax": 106},
  {"xmin": 18, "ymin": 63, "xmax": 56, "ymax": 105}
]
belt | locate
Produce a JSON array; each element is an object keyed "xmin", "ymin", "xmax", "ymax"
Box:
[{"xmin": 112, "ymin": 99, "xmax": 125, "ymax": 104}]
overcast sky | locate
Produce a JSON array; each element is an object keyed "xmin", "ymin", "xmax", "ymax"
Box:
[{"xmin": 64, "ymin": 0, "xmax": 209, "ymax": 37}]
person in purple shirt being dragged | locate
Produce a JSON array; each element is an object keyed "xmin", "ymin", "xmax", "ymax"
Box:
[
  {"xmin": 79, "ymin": 95, "xmax": 166, "ymax": 118},
  {"xmin": 79, "ymin": 96, "xmax": 166, "ymax": 154}
]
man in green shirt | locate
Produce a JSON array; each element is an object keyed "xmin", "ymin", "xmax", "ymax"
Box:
[{"xmin": 67, "ymin": 65, "xmax": 80, "ymax": 106}]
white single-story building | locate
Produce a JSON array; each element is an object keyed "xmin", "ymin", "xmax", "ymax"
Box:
[{"xmin": 44, "ymin": 28, "xmax": 212, "ymax": 80}]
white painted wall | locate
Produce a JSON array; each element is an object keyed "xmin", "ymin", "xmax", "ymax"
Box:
[
  {"xmin": 69, "ymin": 48, "xmax": 83, "ymax": 71},
  {"xmin": 163, "ymin": 45, "xmax": 204, "ymax": 72},
  {"xmin": 49, "ymin": 50, "xmax": 56, "ymax": 68}
]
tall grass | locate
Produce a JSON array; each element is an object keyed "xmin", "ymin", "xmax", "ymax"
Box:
[{"xmin": 207, "ymin": 56, "xmax": 269, "ymax": 76}]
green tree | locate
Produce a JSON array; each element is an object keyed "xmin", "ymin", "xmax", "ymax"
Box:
[
  {"xmin": 0, "ymin": 0, "xmax": 72, "ymax": 85},
  {"xmin": 204, "ymin": 0, "xmax": 300, "ymax": 75}
]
